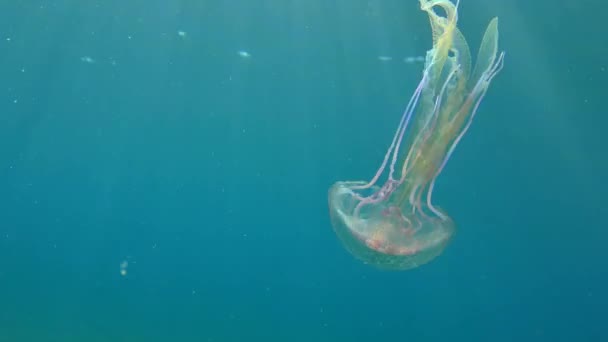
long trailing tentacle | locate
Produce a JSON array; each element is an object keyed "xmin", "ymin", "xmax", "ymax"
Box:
[{"xmin": 351, "ymin": 73, "xmax": 429, "ymax": 191}]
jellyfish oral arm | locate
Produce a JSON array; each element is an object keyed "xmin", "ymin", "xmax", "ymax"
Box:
[{"xmin": 436, "ymin": 51, "xmax": 506, "ymax": 180}]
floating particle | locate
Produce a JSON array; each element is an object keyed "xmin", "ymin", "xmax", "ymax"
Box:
[
  {"xmin": 403, "ymin": 56, "xmax": 425, "ymax": 64},
  {"xmin": 120, "ymin": 260, "xmax": 128, "ymax": 276},
  {"xmin": 377, "ymin": 55, "xmax": 393, "ymax": 62},
  {"xmin": 80, "ymin": 56, "xmax": 95, "ymax": 64},
  {"xmin": 238, "ymin": 50, "xmax": 251, "ymax": 58}
]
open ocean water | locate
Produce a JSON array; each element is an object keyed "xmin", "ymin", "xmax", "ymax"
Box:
[{"xmin": 0, "ymin": 0, "xmax": 606, "ymax": 341}]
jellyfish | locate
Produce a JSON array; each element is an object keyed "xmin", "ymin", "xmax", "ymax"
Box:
[{"xmin": 328, "ymin": 0, "xmax": 505, "ymax": 270}]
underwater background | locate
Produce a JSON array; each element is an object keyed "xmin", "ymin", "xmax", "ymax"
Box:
[{"xmin": 0, "ymin": 0, "xmax": 606, "ymax": 341}]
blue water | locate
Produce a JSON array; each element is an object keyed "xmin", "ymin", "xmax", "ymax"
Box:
[{"xmin": 1, "ymin": 0, "xmax": 606, "ymax": 341}]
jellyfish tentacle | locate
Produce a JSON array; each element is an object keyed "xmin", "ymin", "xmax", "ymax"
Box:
[
  {"xmin": 389, "ymin": 72, "xmax": 429, "ymax": 180},
  {"xmin": 351, "ymin": 74, "xmax": 429, "ymax": 192}
]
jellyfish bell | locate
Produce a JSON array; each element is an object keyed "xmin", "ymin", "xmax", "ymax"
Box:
[
  {"xmin": 329, "ymin": 181, "xmax": 455, "ymax": 270},
  {"xmin": 328, "ymin": 0, "xmax": 504, "ymax": 270}
]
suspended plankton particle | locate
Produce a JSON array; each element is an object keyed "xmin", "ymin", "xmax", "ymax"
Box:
[
  {"xmin": 80, "ymin": 56, "xmax": 95, "ymax": 64},
  {"xmin": 177, "ymin": 30, "xmax": 186, "ymax": 37},
  {"xmin": 378, "ymin": 55, "xmax": 393, "ymax": 62},
  {"xmin": 238, "ymin": 50, "xmax": 251, "ymax": 58},
  {"xmin": 120, "ymin": 260, "xmax": 128, "ymax": 276},
  {"xmin": 403, "ymin": 56, "xmax": 425, "ymax": 64}
]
